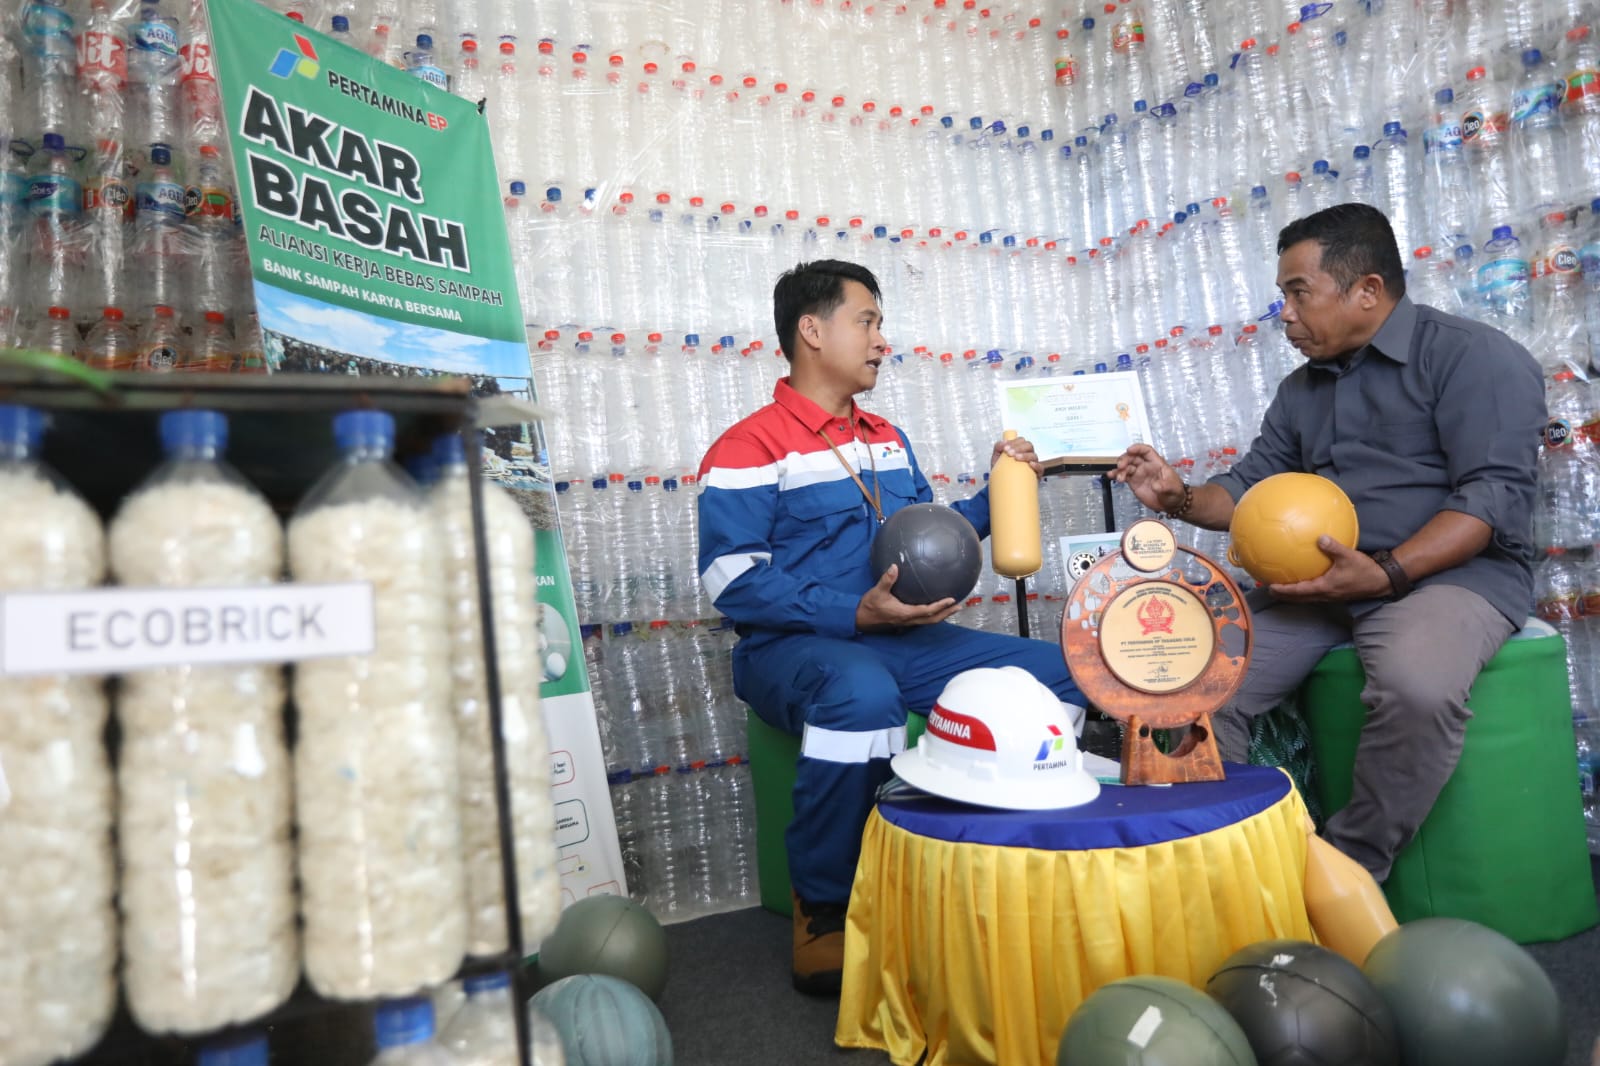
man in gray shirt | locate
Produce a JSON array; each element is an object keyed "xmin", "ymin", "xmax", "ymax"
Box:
[{"xmin": 1113, "ymin": 203, "xmax": 1546, "ymax": 880}]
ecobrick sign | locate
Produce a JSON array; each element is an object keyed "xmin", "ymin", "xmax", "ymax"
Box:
[{"xmin": 0, "ymin": 583, "xmax": 374, "ymax": 675}]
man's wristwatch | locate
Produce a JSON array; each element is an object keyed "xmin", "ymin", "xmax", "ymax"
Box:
[{"xmin": 1369, "ymin": 549, "xmax": 1413, "ymax": 600}]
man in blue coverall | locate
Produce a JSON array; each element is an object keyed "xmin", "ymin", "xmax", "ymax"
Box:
[{"xmin": 696, "ymin": 259, "xmax": 1086, "ymax": 994}]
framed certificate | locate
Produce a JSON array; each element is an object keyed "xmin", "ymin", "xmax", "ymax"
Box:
[{"xmin": 997, "ymin": 371, "xmax": 1153, "ymax": 470}]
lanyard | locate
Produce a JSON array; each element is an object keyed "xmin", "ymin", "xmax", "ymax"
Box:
[{"xmin": 818, "ymin": 424, "xmax": 885, "ymax": 525}]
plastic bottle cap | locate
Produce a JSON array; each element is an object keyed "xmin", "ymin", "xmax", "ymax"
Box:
[
  {"xmin": 374, "ymin": 998, "xmax": 434, "ymax": 1048},
  {"xmin": 416, "ymin": 33, "xmax": 432, "ymax": 47},
  {"xmin": 331, "ymin": 14, "xmax": 348, "ymax": 29},
  {"xmin": 1353, "ymin": 145, "xmax": 1369, "ymax": 158},
  {"xmin": 432, "ymin": 433, "xmax": 466, "ymax": 466},
  {"xmin": 333, "ymin": 409, "xmax": 396, "ymax": 454},
  {"xmin": 720, "ymin": 335, "xmax": 736, "ymax": 346},
  {"xmin": 1524, "ymin": 48, "xmax": 1542, "ymax": 64},
  {"xmin": 1492, "ymin": 225, "xmax": 1514, "ymax": 240},
  {"xmin": 1383, "ymin": 120, "xmax": 1403, "ymax": 136},
  {"xmin": 151, "ymin": 143, "xmax": 172, "ymax": 164},
  {"xmin": 47, "ymin": 305, "xmax": 70, "ymax": 320},
  {"xmin": 196, "ymin": 1034, "xmax": 269, "ymax": 1066},
  {"xmin": 1435, "ymin": 87, "xmax": 1454, "ymax": 104},
  {"xmin": 1467, "ymin": 65, "xmax": 1485, "ymax": 79},
  {"xmin": 1312, "ymin": 159, "xmax": 1328, "ymax": 172}
]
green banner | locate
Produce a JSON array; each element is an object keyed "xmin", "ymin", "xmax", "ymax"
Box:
[{"xmin": 210, "ymin": 0, "xmax": 528, "ymax": 377}]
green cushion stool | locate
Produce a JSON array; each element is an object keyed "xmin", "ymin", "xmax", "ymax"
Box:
[
  {"xmin": 1301, "ymin": 618, "xmax": 1598, "ymax": 944},
  {"xmin": 748, "ymin": 710, "xmax": 929, "ymax": 917}
]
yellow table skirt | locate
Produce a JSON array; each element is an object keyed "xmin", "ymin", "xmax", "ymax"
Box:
[{"xmin": 836, "ymin": 774, "xmax": 1313, "ymax": 1066}]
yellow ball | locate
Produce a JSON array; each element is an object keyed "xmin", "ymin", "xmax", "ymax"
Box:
[{"xmin": 1227, "ymin": 472, "xmax": 1360, "ymax": 585}]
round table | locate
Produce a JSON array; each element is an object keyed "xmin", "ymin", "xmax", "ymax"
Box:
[{"xmin": 835, "ymin": 764, "xmax": 1314, "ymax": 1066}]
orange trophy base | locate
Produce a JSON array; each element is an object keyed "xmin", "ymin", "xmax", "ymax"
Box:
[{"xmin": 1120, "ymin": 710, "xmax": 1226, "ymax": 785}]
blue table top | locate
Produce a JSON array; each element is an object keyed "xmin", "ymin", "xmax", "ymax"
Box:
[{"xmin": 877, "ymin": 762, "xmax": 1293, "ymax": 851}]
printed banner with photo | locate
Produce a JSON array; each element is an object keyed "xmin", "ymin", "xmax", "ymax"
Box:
[{"xmin": 209, "ymin": 0, "xmax": 625, "ymax": 915}]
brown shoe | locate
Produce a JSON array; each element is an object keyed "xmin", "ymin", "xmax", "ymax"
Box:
[{"xmin": 792, "ymin": 891, "xmax": 847, "ymax": 996}]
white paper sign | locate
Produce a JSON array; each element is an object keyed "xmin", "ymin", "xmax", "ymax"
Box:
[
  {"xmin": 998, "ymin": 371, "xmax": 1153, "ymax": 464},
  {"xmin": 0, "ymin": 583, "xmax": 375, "ymax": 676}
]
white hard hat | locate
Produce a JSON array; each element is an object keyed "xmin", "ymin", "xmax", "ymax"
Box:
[{"xmin": 891, "ymin": 666, "xmax": 1100, "ymax": 811}]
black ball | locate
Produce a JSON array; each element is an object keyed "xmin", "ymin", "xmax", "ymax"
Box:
[
  {"xmin": 869, "ymin": 503, "xmax": 983, "ymax": 605},
  {"xmin": 1363, "ymin": 918, "xmax": 1564, "ymax": 1066},
  {"xmin": 1206, "ymin": 939, "xmax": 1398, "ymax": 1066}
]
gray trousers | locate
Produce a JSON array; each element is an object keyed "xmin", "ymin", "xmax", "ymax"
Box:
[{"xmin": 1213, "ymin": 583, "xmax": 1517, "ymax": 882}]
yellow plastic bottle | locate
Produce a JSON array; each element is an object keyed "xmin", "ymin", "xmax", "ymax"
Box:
[
  {"xmin": 989, "ymin": 429, "xmax": 1042, "ymax": 579},
  {"xmin": 1303, "ymin": 829, "xmax": 1398, "ymax": 966}
]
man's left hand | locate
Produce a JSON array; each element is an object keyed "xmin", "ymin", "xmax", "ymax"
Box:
[
  {"xmin": 991, "ymin": 436, "xmax": 1044, "ymax": 478},
  {"xmin": 1267, "ymin": 536, "xmax": 1392, "ymax": 603}
]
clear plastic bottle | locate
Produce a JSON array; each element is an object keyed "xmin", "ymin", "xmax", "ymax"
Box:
[
  {"xmin": 1513, "ymin": 47, "xmax": 1570, "ymax": 218},
  {"xmin": 288, "ymin": 410, "xmax": 466, "ymax": 999},
  {"xmin": 0, "ymin": 404, "xmax": 117, "ymax": 1066},
  {"xmin": 76, "ymin": 305, "xmax": 138, "ymax": 369},
  {"xmin": 1341, "ymin": 144, "xmax": 1377, "ymax": 206},
  {"xmin": 1460, "ymin": 64, "xmax": 1517, "ymax": 233},
  {"xmin": 453, "ymin": 38, "xmax": 485, "ymax": 103},
  {"xmin": 23, "ymin": 131, "xmax": 82, "ymax": 315},
  {"xmin": 1477, "ymin": 225, "xmax": 1534, "ymax": 344},
  {"xmin": 22, "ymin": 303, "xmax": 78, "ymax": 356},
  {"xmin": 127, "ymin": 0, "xmax": 182, "ymax": 153},
  {"xmin": 1563, "ymin": 24, "xmax": 1600, "ymax": 205},
  {"xmin": 109, "ymin": 410, "xmax": 297, "ymax": 1034},
  {"xmin": 1533, "ymin": 211, "xmax": 1588, "ymax": 377},
  {"xmin": 181, "ymin": 310, "xmax": 234, "ymax": 372},
  {"xmin": 135, "ymin": 303, "xmax": 188, "ymax": 372},
  {"xmin": 179, "ymin": 11, "xmax": 221, "ymax": 151},
  {"xmin": 132, "ymin": 142, "xmax": 189, "ymax": 317},
  {"xmin": 406, "ymin": 33, "xmax": 449, "ymax": 90},
  {"xmin": 1423, "ymin": 87, "xmax": 1473, "ymax": 249},
  {"xmin": 429, "ymin": 435, "xmax": 561, "ymax": 956},
  {"xmin": 440, "ymin": 972, "xmax": 517, "ymax": 1066},
  {"xmin": 370, "ymin": 998, "xmax": 456, "ymax": 1066}
]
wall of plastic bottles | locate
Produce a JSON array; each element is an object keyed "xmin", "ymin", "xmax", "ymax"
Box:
[{"xmin": 8, "ymin": 0, "xmax": 1600, "ymax": 904}]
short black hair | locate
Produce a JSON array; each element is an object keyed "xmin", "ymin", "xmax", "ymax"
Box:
[
  {"xmin": 773, "ymin": 259, "xmax": 882, "ymax": 361},
  {"xmin": 1276, "ymin": 202, "xmax": 1406, "ymax": 300}
]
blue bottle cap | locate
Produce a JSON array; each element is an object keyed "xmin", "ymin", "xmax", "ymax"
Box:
[
  {"xmin": 1491, "ymin": 224, "xmax": 1514, "ymax": 240},
  {"xmin": 1102, "ymin": 112, "xmax": 1116, "ymax": 125},
  {"xmin": 42, "ymin": 132, "xmax": 64, "ymax": 151},
  {"xmin": 1174, "ymin": 211, "xmax": 1186, "ymax": 223},
  {"xmin": 1040, "ymin": 129, "xmax": 1053, "ymax": 141},
  {"xmin": 1133, "ymin": 99, "xmax": 1147, "ymax": 112},
  {"xmin": 1334, "ymin": 28, "xmax": 1347, "ymax": 45},
  {"xmin": 1116, "ymin": 353, "xmax": 1133, "ymax": 369},
  {"xmin": 685, "ymin": 332, "xmax": 700, "ymax": 345},
  {"xmin": 941, "ymin": 115, "xmax": 953, "ymax": 128},
  {"xmin": 1354, "ymin": 144, "xmax": 1370, "ymax": 158},
  {"xmin": 719, "ymin": 335, "xmax": 735, "ymax": 347},
  {"xmin": 969, "ymin": 116, "xmax": 983, "ymax": 129},
  {"xmin": 1074, "ymin": 135, "xmax": 1088, "ymax": 147},
  {"xmin": 1156, "ymin": 102, "xmax": 1176, "ymax": 117},
  {"xmin": 663, "ymin": 477, "xmax": 677, "ymax": 490},
  {"xmin": 1017, "ymin": 124, "xmax": 1029, "ymax": 137},
  {"xmin": 374, "ymin": 998, "xmax": 434, "ymax": 1049},
  {"xmin": 0, "ymin": 405, "xmax": 46, "ymax": 452},
  {"xmin": 991, "ymin": 120, "xmax": 1006, "ymax": 132},
  {"xmin": 151, "ymin": 143, "xmax": 171, "ymax": 164},
  {"xmin": 1455, "ymin": 243, "xmax": 1474, "ymax": 260},
  {"xmin": 1203, "ymin": 72, "xmax": 1219, "ymax": 87},
  {"xmin": 555, "ymin": 480, "xmax": 570, "ymax": 493},
  {"xmin": 1435, "ymin": 87, "xmax": 1454, "ymax": 104},
  {"xmin": 1003, "ymin": 234, "xmax": 1016, "ymax": 247},
  {"xmin": 509, "ymin": 180, "xmax": 526, "ymax": 195},
  {"xmin": 159, "ymin": 409, "xmax": 228, "ymax": 454},
  {"xmin": 196, "ymin": 1034, "xmax": 269, "ymax": 1066},
  {"xmin": 1185, "ymin": 81, "xmax": 1203, "ymax": 96},
  {"xmin": 986, "ymin": 348, "xmax": 1003, "ymax": 360},
  {"xmin": 1185, "ymin": 202, "xmax": 1200, "ymax": 215},
  {"xmin": 416, "ymin": 32, "xmax": 433, "ymax": 47},
  {"xmin": 1312, "ymin": 159, "xmax": 1329, "ymax": 173},
  {"xmin": 1082, "ymin": 16, "xmax": 1094, "ymax": 28},
  {"xmin": 1524, "ymin": 48, "xmax": 1542, "ymax": 65},
  {"xmin": 1250, "ymin": 185, "xmax": 1267, "ymax": 198},
  {"xmin": 1300, "ymin": 3, "xmax": 1319, "ymax": 18},
  {"xmin": 464, "ymin": 972, "xmax": 512, "ymax": 995},
  {"xmin": 1592, "ymin": 198, "xmax": 1600, "ymax": 214},
  {"xmin": 874, "ymin": 225, "xmax": 887, "ymax": 237},
  {"xmin": 432, "ymin": 434, "xmax": 466, "ymax": 466},
  {"xmin": 1094, "ymin": 361, "xmax": 1109, "ymax": 373},
  {"xmin": 1383, "ymin": 120, "xmax": 1403, "ymax": 136},
  {"xmin": 548, "ymin": 186, "xmax": 562, "ymax": 202},
  {"xmin": 332, "ymin": 410, "xmax": 396, "ymax": 454},
  {"xmin": 612, "ymin": 621, "xmax": 632, "ymax": 636},
  {"xmin": 979, "ymin": 231, "xmax": 993, "ymax": 244},
  {"xmin": 331, "ymin": 14, "xmax": 348, "ymax": 30},
  {"xmin": 592, "ymin": 476, "xmax": 607, "ymax": 489}
]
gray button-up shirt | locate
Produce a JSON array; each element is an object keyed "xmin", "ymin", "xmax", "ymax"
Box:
[{"xmin": 1210, "ymin": 296, "xmax": 1546, "ymax": 623}]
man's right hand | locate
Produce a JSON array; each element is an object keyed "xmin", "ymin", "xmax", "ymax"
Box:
[
  {"xmin": 1111, "ymin": 443, "xmax": 1185, "ymax": 514},
  {"xmin": 855, "ymin": 565, "xmax": 961, "ymax": 632}
]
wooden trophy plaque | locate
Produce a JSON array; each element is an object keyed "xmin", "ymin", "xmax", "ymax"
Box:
[{"xmin": 1059, "ymin": 518, "xmax": 1253, "ymax": 785}]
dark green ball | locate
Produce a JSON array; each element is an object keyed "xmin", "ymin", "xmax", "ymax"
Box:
[
  {"xmin": 1363, "ymin": 918, "xmax": 1564, "ymax": 1066},
  {"xmin": 1058, "ymin": 975, "xmax": 1256, "ymax": 1065},
  {"xmin": 529, "ymin": 974, "xmax": 673, "ymax": 1066},
  {"xmin": 537, "ymin": 896, "xmax": 670, "ymax": 1001}
]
